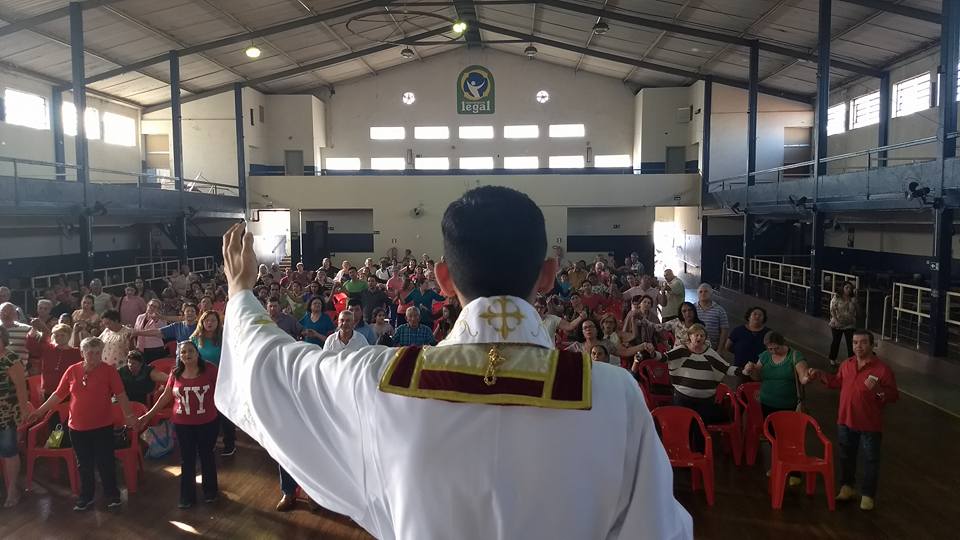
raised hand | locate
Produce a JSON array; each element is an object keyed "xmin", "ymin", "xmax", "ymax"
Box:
[{"xmin": 222, "ymin": 223, "xmax": 259, "ymax": 295}]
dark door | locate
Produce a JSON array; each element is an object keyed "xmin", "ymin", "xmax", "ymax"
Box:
[
  {"xmin": 302, "ymin": 220, "xmax": 329, "ymax": 268},
  {"xmin": 665, "ymin": 146, "xmax": 686, "ymax": 173}
]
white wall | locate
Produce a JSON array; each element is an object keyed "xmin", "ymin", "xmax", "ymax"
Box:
[
  {"xmin": 709, "ymin": 84, "xmax": 814, "ymax": 181},
  {"xmin": 265, "ymin": 94, "xmax": 324, "ymax": 168},
  {"xmin": 826, "ymin": 51, "xmax": 958, "ymax": 173},
  {"xmin": 249, "ymin": 173, "xmax": 699, "ymax": 261},
  {"xmin": 322, "ymin": 48, "xmax": 635, "ymax": 168},
  {"xmin": 825, "ymin": 222, "xmax": 960, "ymax": 258},
  {"xmin": 634, "ymin": 87, "xmax": 700, "ymax": 166},
  {"xmin": 0, "ymin": 69, "xmax": 141, "ymax": 181},
  {"xmin": 567, "ymin": 207, "xmax": 653, "ymax": 236}
]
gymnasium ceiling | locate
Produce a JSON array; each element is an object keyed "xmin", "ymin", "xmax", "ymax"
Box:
[{"xmin": 0, "ymin": 0, "xmax": 944, "ymax": 108}]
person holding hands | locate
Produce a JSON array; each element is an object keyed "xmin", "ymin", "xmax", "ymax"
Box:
[{"xmin": 807, "ymin": 330, "xmax": 898, "ymax": 511}]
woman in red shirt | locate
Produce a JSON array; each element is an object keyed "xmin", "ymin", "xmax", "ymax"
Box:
[
  {"xmin": 26, "ymin": 337, "xmax": 138, "ymax": 511},
  {"xmin": 139, "ymin": 341, "xmax": 219, "ymax": 508},
  {"xmin": 25, "ymin": 323, "xmax": 82, "ymax": 399}
]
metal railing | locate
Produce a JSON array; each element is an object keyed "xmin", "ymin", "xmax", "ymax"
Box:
[
  {"xmin": 748, "ymin": 258, "xmax": 810, "ymax": 310},
  {"xmin": 708, "ymin": 136, "xmax": 946, "ymax": 192},
  {"xmin": 30, "ymin": 256, "xmax": 216, "ymax": 292},
  {"xmin": 722, "ymin": 255, "xmax": 744, "ymax": 291},
  {"xmin": 0, "ymin": 156, "xmax": 240, "ymax": 203},
  {"xmin": 880, "ymin": 283, "xmax": 960, "ymax": 354}
]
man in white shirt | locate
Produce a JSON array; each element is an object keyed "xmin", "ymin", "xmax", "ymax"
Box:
[
  {"xmin": 217, "ymin": 186, "xmax": 692, "ymax": 540},
  {"xmin": 322, "ymin": 310, "xmax": 369, "ymax": 354},
  {"xmin": 659, "ymin": 269, "xmax": 686, "ymax": 321},
  {"xmin": 89, "ymin": 279, "xmax": 114, "ymax": 315}
]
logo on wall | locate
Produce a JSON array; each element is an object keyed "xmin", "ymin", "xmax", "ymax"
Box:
[{"xmin": 457, "ymin": 65, "xmax": 495, "ymax": 115}]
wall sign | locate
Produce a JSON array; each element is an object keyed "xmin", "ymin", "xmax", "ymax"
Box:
[{"xmin": 457, "ymin": 65, "xmax": 495, "ymax": 115}]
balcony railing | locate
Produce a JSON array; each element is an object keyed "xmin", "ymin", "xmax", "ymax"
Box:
[{"xmin": 708, "ymin": 134, "xmax": 957, "ymax": 194}]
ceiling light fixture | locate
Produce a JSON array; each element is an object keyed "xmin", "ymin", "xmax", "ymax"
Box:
[
  {"xmin": 400, "ymin": 47, "xmax": 415, "ymax": 59},
  {"xmin": 452, "ymin": 19, "xmax": 468, "ymax": 34},
  {"xmin": 524, "ymin": 44, "xmax": 538, "ymax": 57},
  {"xmin": 593, "ymin": 20, "xmax": 609, "ymax": 35},
  {"xmin": 245, "ymin": 45, "xmax": 261, "ymax": 59}
]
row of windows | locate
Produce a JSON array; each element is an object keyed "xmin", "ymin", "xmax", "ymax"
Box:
[
  {"xmin": 324, "ymin": 154, "xmax": 632, "ymax": 171},
  {"xmin": 827, "ymin": 68, "xmax": 959, "ymax": 135},
  {"xmin": 369, "ymin": 123, "xmax": 585, "ymax": 141},
  {"xmin": 1, "ymin": 88, "xmax": 136, "ymax": 146}
]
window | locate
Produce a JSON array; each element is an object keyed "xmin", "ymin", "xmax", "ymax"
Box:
[
  {"xmin": 325, "ymin": 157, "xmax": 361, "ymax": 170},
  {"xmin": 458, "ymin": 125, "xmax": 494, "ymax": 139},
  {"xmin": 504, "ymin": 156, "xmax": 539, "ymax": 169},
  {"xmin": 549, "ymin": 155, "xmax": 585, "ymax": 169},
  {"xmin": 548, "ymin": 123, "xmax": 585, "ymax": 138},
  {"xmin": 459, "ymin": 156, "xmax": 494, "ymax": 169},
  {"xmin": 503, "ymin": 125, "xmax": 539, "ymax": 139},
  {"xmin": 826, "ymin": 103, "xmax": 846, "ymax": 135},
  {"xmin": 893, "ymin": 73, "xmax": 931, "ymax": 117},
  {"xmin": 414, "ymin": 126, "xmax": 449, "ymax": 140},
  {"xmin": 102, "ymin": 112, "xmax": 136, "ymax": 146},
  {"xmin": 62, "ymin": 103, "xmax": 100, "ymax": 139},
  {"xmin": 414, "ymin": 157, "xmax": 449, "ymax": 170},
  {"xmin": 3, "ymin": 88, "xmax": 48, "ymax": 130},
  {"xmin": 370, "ymin": 126, "xmax": 405, "ymax": 140},
  {"xmin": 370, "ymin": 157, "xmax": 406, "ymax": 170},
  {"xmin": 849, "ymin": 91, "xmax": 880, "ymax": 129},
  {"xmin": 259, "ymin": 105, "xmax": 265, "ymax": 123},
  {"xmin": 594, "ymin": 154, "xmax": 631, "ymax": 167}
]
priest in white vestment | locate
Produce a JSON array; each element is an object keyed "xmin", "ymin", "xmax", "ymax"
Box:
[{"xmin": 216, "ymin": 186, "xmax": 692, "ymax": 540}]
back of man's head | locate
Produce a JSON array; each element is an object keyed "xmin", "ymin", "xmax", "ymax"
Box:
[{"xmin": 442, "ymin": 185, "xmax": 546, "ymax": 299}]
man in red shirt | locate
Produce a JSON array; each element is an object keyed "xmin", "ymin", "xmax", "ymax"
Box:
[{"xmin": 809, "ymin": 330, "xmax": 898, "ymax": 511}]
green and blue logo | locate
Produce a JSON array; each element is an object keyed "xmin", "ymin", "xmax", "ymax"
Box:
[{"xmin": 457, "ymin": 65, "xmax": 494, "ymax": 115}]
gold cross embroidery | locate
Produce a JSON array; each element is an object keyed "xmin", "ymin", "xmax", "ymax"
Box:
[
  {"xmin": 484, "ymin": 345, "xmax": 506, "ymax": 386},
  {"xmin": 478, "ymin": 297, "xmax": 525, "ymax": 340}
]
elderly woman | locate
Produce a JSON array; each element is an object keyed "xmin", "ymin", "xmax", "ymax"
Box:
[
  {"xmin": 26, "ymin": 323, "xmax": 82, "ymax": 399},
  {"xmin": 725, "ymin": 306, "xmax": 770, "ymax": 369},
  {"xmin": 26, "ymin": 337, "xmax": 137, "ymax": 511},
  {"xmin": 565, "ymin": 319, "xmax": 645, "ymax": 366},
  {"xmin": 0, "ymin": 327, "xmax": 32, "ymax": 507},
  {"xmin": 639, "ymin": 324, "xmax": 745, "ymax": 449}
]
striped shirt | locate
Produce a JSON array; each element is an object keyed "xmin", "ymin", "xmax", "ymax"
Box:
[
  {"xmin": 2, "ymin": 321, "xmax": 31, "ymax": 365},
  {"xmin": 658, "ymin": 346, "xmax": 741, "ymax": 399},
  {"xmin": 695, "ymin": 301, "xmax": 729, "ymax": 346}
]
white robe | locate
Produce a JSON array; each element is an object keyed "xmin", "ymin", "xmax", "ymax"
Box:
[{"xmin": 217, "ymin": 291, "xmax": 692, "ymax": 540}]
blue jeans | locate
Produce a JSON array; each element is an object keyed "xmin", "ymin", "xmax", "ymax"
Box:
[
  {"xmin": 837, "ymin": 425, "xmax": 882, "ymax": 498},
  {"xmin": 0, "ymin": 425, "xmax": 18, "ymax": 458},
  {"xmin": 279, "ymin": 465, "xmax": 298, "ymax": 496}
]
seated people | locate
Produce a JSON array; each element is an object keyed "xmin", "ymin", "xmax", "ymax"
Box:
[
  {"xmin": 565, "ymin": 319, "xmax": 645, "ymax": 366},
  {"xmin": 393, "ymin": 306, "xmax": 436, "ymax": 347},
  {"xmin": 322, "ymin": 311, "xmax": 369, "ymax": 354},
  {"xmin": 300, "ymin": 297, "xmax": 334, "ymax": 346}
]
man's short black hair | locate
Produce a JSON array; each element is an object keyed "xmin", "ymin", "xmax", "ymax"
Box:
[
  {"xmin": 347, "ymin": 297, "xmax": 362, "ymax": 308},
  {"xmin": 442, "ymin": 185, "xmax": 546, "ymax": 299}
]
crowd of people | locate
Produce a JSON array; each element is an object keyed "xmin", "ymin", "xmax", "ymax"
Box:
[{"xmin": 0, "ymin": 249, "xmax": 897, "ymax": 515}]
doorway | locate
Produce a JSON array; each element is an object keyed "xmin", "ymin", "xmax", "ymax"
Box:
[
  {"xmin": 248, "ymin": 209, "xmax": 291, "ymax": 267},
  {"xmin": 302, "ymin": 220, "xmax": 330, "ymax": 268},
  {"xmin": 665, "ymin": 146, "xmax": 686, "ymax": 174},
  {"xmin": 284, "ymin": 150, "xmax": 304, "ymax": 176}
]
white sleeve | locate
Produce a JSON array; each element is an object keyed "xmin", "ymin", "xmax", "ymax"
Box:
[
  {"xmin": 216, "ymin": 290, "xmax": 384, "ymax": 519},
  {"xmin": 610, "ymin": 372, "xmax": 693, "ymax": 539}
]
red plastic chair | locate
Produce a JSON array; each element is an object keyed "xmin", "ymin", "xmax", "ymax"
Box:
[
  {"xmin": 25, "ymin": 402, "xmax": 79, "ymax": 496},
  {"xmin": 764, "ymin": 411, "xmax": 835, "ymax": 510},
  {"xmin": 735, "ymin": 382, "xmax": 763, "ymax": 466},
  {"xmin": 636, "ymin": 359, "xmax": 673, "ymax": 408},
  {"xmin": 165, "ymin": 341, "xmax": 177, "ymax": 356},
  {"xmin": 637, "ymin": 381, "xmax": 655, "ymax": 411},
  {"xmin": 332, "ymin": 293, "xmax": 348, "ymax": 314},
  {"xmin": 26, "ymin": 375, "xmax": 44, "ymax": 408},
  {"xmin": 113, "ymin": 402, "xmax": 148, "ymax": 494},
  {"xmin": 651, "ymin": 406, "xmax": 715, "ymax": 506},
  {"xmin": 708, "ymin": 384, "xmax": 744, "ymax": 465}
]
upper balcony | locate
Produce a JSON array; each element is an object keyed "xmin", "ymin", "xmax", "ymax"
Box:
[
  {"xmin": 0, "ymin": 156, "xmax": 245, "ymax": 219},
  {"xmin": 706, "ymin": 135, "xmax": 960, "ymax": 214}
]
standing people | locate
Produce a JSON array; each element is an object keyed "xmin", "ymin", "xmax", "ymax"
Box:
[
  {"xmin": 89, "ymin": 280, "xmax": 115, "ymax": 316},
  {"xmin": 725, "ymin": 307, "xmax": 770, "ymax": 369},
  {"xmin": 809, "ymin": 330, "xmax": 898, "ymax": 511},
  {"xmin": 0, "ymin": 326, "xmax": 32, "ymax": 507},
  {"xmin": 134, "ymin": 300, "xmax": 167, "ymax": 363},
  {"xmin": 98, "ymin": 310, "xmax": 135, "ymax": 368},
  {"xmin": 189, "ymin": 311, "xmax": 233, "ymax": 456},
  {"xmin": 828, "ymin": 281, "xmax": 858, "ymax": 367},
  {"xmin": 663, "ymin": 302, "xmax": 703, "ymax": 348},
  {"xmin": 658, "ymin": 269, "xmax": 685, "ymax": 322},
  {"xmin": 26, "ymin": 337, "xmax": 137, "ymax": 511},
  {"xmin": 117, "ymin": 285, "xmax": 147, "ymax": 327},
  {"xmin": 695, "ymin": 284, "xmax": 729, "ymax": 352},
  {"xmin": 0, "ymin": 303, "xmax": 31, "ymax": 366},
  {"xmin": 139, "ymin": 341, "xmax": 220, "ymax": 508},
  {"xmin": 25, "ymin": 323, "xmax": 82, "ymax": 399}
]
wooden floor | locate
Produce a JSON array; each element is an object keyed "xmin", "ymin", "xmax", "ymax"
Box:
[{"xmin": 2, "ymin": 352, "xmax": 958, "ymax": 539}]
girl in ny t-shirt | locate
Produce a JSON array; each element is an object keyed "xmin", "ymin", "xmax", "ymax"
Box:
[{"xmin": 139, "ymin": 341, "xmax": 219, "ymax": 508}]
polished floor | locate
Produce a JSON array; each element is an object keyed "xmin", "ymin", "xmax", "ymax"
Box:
[{"xmin": 2, "ymin": 352, "xmax": 956, "ymax": 539}]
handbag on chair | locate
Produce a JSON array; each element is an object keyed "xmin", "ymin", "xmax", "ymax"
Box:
[{"xmin": 45, "ymin": 424, "xmax": 65, "ymax": 449}]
